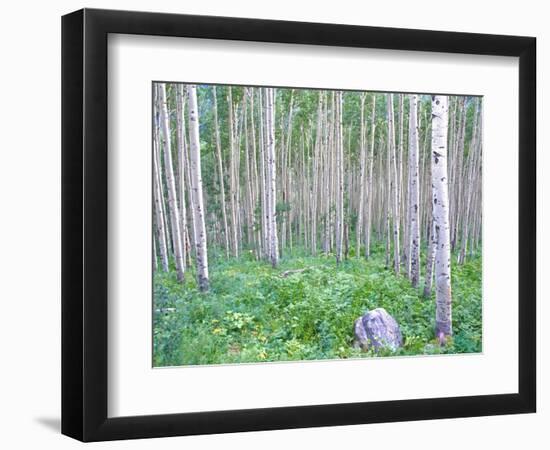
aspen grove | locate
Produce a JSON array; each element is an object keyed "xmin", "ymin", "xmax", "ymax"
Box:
[{"xmin": 153, "ymin": 84, "xmax": 482, "ymax": 366}]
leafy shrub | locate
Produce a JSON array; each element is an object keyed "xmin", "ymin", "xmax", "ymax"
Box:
[{"xmin": 153, "ymin": 248, "xmax": 482, "ymax": 366}]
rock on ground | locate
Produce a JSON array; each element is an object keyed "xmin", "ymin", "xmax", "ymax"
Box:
[{"xmin": 353, "ymin": 307, "xmax": 403, "ymax": 352}]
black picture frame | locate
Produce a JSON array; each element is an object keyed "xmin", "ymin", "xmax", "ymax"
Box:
[{"xmin": 61, "ymin": 8, "xmax": 536, "ymax": 442}]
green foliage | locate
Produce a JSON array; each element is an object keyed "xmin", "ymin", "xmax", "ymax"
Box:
[{"xmin": 153, "ymin": 248, "xmax": 482, "ymax": 366}]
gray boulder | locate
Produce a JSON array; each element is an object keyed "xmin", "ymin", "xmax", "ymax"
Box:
[{"xmin": 353, "ymin": 308, "xmax": 403, "ymax": 352}]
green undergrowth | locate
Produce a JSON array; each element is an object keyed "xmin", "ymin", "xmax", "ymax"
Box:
[{"xmin": 153, "ymin": 245, "xmax": 482, "ymax": 367}]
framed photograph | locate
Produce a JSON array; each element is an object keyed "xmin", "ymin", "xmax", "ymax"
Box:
[{"xmin": 62, "ymin": 8, "xmax": 536, "ymax": 442}]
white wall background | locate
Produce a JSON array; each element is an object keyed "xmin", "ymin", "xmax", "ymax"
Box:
[{"xmin": 0, "ymin": 1, "xmax": 545, "ymax": 448}]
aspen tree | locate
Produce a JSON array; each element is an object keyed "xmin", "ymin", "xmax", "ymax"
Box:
[
  {"xmin": 175, "ymin": 85, "xmax": 188, "ymax": 269},
  {"xmin": 335, "ymin": 91, "xmax": 344, "ymax": 264},
  {"xmin": 243, "ymin": 93, "xmax": 254, "ymax": 248},
  {"xmin": 365, "ymin": 94, "xmax": 376, "ymax": 258},
  {"xmin": 431, "ymin": 95, "xmax": 453, "ymax": 341},
  {"xmin": 227, "ymin": 88, "xmax": 239, "ymax": 258},
  {"xmin": 265, "ymin": 87, "xmax": 279, "ymax": 267},
  {"xmin": 311, "ymin": 92, "xmax": 323, "ymax": 255},
  {"xmin": 258, "ymin": 89, "xmax": 268, "ymax": 258},
  {"xmin": 186, "ymin": 85, "xmax": 209, "ymax": 291},
  {"xmin": 248, "ymin": 90, "xmax": 261, "ymax": 259},
  {"xmin": 356, "ymin": 93, "xmax": 367, "ymax": 258},
  {"xmin": 158, "ymin": 84, "xmax": 185, "ymax": 282},
  {"xmin": 212, "ymin": 86, "xmax": 230, "ymax": 258},
  {"xmin": 183, "ymin": 124, "xmax": 197, "ymax": 264},
  {"xmin": 387, "ymin": 94, "xmax": 400, "ymax": 274},
  {"xmin": 408, "ymin": 94, "xmax": 421, "ymax": 287},
  {"xmin": 153, "ymin": 121, "xmax": 169, "ymax": 272}
]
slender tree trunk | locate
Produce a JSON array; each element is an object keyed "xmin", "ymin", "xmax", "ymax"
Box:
[
  {"xmin": 153, "ymin": 123, "xmax": 169, "ymax": 272},
  {"xmin": 387, "ymin": 94, "xmax": 400, "ymax": 274},
  {"xmin": 311, "ymin": 92, "xmax": 323, "ymax": 255},
  {"xmin": 249, "ymin": 89, "xmax": 261, "ymax": 259},
  {"xmin": 153, "ymin": 236, "xmax": 158, "ymax": 271},
  {"xmin": 397, "ymin": 94, "xmax": 405, "ymax": 268},
  {"xmin": 335, "ymin": 91, "xmax": 344, "ymax": 264},
  {"xmin": 365, "ymin": 94, "xmax": 376, "ymax": 258},
  {"xmin": 186, "ymin": 85, "xmax": 209, "ymax": 291},
  {"xmin": 323, "ymin": 94, "xmax": 331, "ymax": 256},
  {"xmin": 258, "ymin": 89, "xmax": 268, "ymax": 259},
  {"xmin": 158, "ymin": 84, "xmax": 185, "ymax": 282},
  {"xmin": 183, "ymin": 125, "xmax": 197, "ymax": 265},
  {"xmin": 385, "ymin": 129, "xmax": 391, "ymax": 270},
  {"xmin": 423, "ymin": 218, "xmax": 436, "ymax": 297},
  {"xmin": 243, "ymin": 93, "xmax": 254, "ymax": 249},
  {"xmin": 431, "ymin": 95, "xmax": 452, "ymax": 341},
  {"xmin": 175, "ymin": 85, "xmax": 188, "ymax": 269},
  {"xmin": 356, "ymin": 93, "xmax": 367, "ymax": 258},
  {"xmin": 227, "ymin": 88, "xmax": 239, "ymax": 258},
  {"xmin": 212, "ymin": 86, "xmax": 230, "ymax": 258},
  {"xmin": 408, "ymin": 94, "xmax": 421, "ymax": 287},
  {"xmin": 265, "ymin": 87, "xmax": 279, "ymax": 267}
]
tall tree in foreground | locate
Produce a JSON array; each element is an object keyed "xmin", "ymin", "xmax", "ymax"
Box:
[
  {"xmin": 158, "ymin": 84, "xmax": 185, "ymax": 283},
  {"xmin": 408, "ymin": 94, "xmax": 421, "ymax": 287},
  {"xmin": 265, "ymin": 87, "xmax": 279, "ymax": 267},
  {"xmin": 186, "ymin": 85, "xmax": 209, "ymax": 291},
  {"xmin": 431, "ymin": 95, "xmax": 452, "ymax": 342},
  {"xmin": 387, "ymin": 94, "xmax": 400, "ymax": 274}
]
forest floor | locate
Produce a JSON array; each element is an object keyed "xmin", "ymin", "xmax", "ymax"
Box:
[{"xmin": 153, "ymin": 245, "xmax": 482, "ymax": 367}]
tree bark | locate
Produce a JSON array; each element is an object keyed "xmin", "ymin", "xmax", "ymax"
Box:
[
  {"xmin": 387, "ymin": 94, "xmax": 400, "ymax": 274},
  {"xmin": 153, "ymin": 119, "xmax": 169, "ymax": 272},
  {"xmin": 431, "ymin": 95, "xmax": 453, "ymax": 340},
  {"xmin": 356, "ymin": 93, "xmax": 367, "ymax": 258},
  {"xmin": 175, "ymin": 85, "xmax": 188, "ymax": 270},
  {"xmin": 365, "ymin": 94, "xmax": 376, "ymax": 258},
  {"xmin": 265, "ymin": 87, "xmax": 279, "ymax": 267},
  {"xmin": 408, "ymin": 94, "xmax": 421, "ymax": 287},
  {"xmin": 227, "ymin": 87, "xmax": 239, "ymax": 258},
  {"xmin": 212, "ymin": 86, "xmax": 230, "ymax": 258},
  {"xmin": 407, "ymin": 95, "xmax": 420, "ymax": 287},
  {"xmin": 186, "ymin": 85, "xmax": 209, "ymax": 291},
  {"xmin": 335, "ymin": 91, "xmax": 344, "ymax": 264},
  {"xmin": 158, "ymin": 84, "xmax": 185, "ymax": 282}
]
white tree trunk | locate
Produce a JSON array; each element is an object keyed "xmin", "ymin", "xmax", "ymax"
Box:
[
  {"xmin": 186, "ymin": 85, "xmax": 209, "ymax": 291},
  {"xmin": 153, "ymin": 125, "xmax": 169, "ymax": 272},
  {"xmin": 431, "ymin": 95, "xmax": 453, "ymax": 340},
  {"xmin": 335, "ymin": 91, "xmax": 344, "ymax": 264},
  {"xmin": 258, "ymin": 89, "xmax": 268, "ymax": 258},
  {"xmin": 158, "ymin": 84, "xmax": 185, "ymax": 282},
  {"xmin": 356, "ymin": 93, "xmax": 367, "ymax": 258},
  {"xmin": 423, "ymin": 218, "xmax": 436, "ymax": 298},
  {"xmin": 265, "ymin": 87, "xmax": 279, "ymax": 267},
  {"xmin": 408, "ymin": 94, "xmax": 421, "ymax": 287},
  {"xmin": 311, "ymin": 92, "xmax": 323, "ymax": 255},
  {"xmin": 227, "ymin": 88, "xmax": 239, "ymax": 258},
  {"xmin": 212, "ymin": 86, "xmax": 230, "ymax": 258},
  {"xmin": 175, "ymin": 85, "xmax": 188, "ymax": 270},
  {"xmin": 387, "ymin": 94, "xmax": 400, "ymax": 274},
  {"xmin": 365, "ymin": 94, "xmax": 376, "ymax": 258}
]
